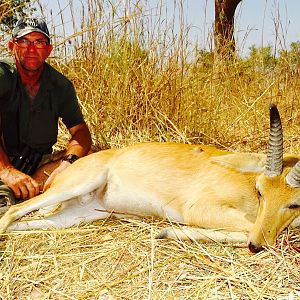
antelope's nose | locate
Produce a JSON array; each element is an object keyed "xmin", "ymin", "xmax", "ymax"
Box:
[{"xmin": 248, "ymin": 242, "xmax": 263, "ymax": 253}]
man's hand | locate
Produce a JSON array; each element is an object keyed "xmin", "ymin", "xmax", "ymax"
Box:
[
  {"xmin": 43, "ymin": 122, "xmax": 91, "ymax": 191},
  {"xmin": 0, "ymin": 167, "xmax": 40, "ymax": 199},
  {"xmin": 43, "ymin": 160, "xmax": 71, "ymax": 191}
]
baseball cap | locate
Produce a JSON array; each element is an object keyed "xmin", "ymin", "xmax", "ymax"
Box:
[{"xmin": 12, "ymin": 18, "xmax": 50, "ymax": 40}]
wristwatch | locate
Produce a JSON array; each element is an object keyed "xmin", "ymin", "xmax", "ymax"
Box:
[{"xmin": 61, "ymin": 154, "xmax": 79, "ymax": 164}]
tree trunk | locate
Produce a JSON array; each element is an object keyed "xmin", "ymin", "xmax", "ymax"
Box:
[{"xmin": 214, "ymin": 0, "xmax": 242, "ymax": 59}]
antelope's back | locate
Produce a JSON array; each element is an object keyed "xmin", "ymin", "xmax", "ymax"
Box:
[{"xmin": 101, "ymin": 143, "xmax": 259, "ymax": 211}]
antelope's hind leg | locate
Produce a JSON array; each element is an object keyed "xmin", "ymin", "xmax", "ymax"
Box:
[
  {"xmin": 7, "ymin": 192, "xmax": 109, "ymax": 231},
  {"xmin": 0, "ymin": 193, "xmax": 61, "ymax": 233},
  {"xmin": 0, "ymin": 163, "xmax": 109, "ymax": 233}
]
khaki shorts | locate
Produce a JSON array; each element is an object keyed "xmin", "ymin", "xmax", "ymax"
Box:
[
  {"xmin": 38, "ymin": 153, "xmax": 54, "ymax": 167},
  {"xmin": 9, "ymin": 150, "xmax": 66, "ymax": 171}
]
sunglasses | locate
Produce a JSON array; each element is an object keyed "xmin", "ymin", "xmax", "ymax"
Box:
[{"xmin": 14, "ymin": 38, "xmax": 49, "ymax": 49}]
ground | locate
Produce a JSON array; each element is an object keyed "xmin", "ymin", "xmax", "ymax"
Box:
[{"xmin": 0, "ymin": 218, "xmax": 299, "ymax": 299}]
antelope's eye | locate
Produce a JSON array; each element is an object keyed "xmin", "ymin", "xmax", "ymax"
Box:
[
  {"xmin": 288, "ymin": 204, "xmax": 300, "ymax": 209},
  {"xmin": 257, "ymin": 190, "xmax": 262, "ymax": 198}
]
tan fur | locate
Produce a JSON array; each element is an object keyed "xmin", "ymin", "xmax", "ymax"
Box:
[{"xmin": 0, "ymin": 142, "xmax": 300, "ymax": 253}]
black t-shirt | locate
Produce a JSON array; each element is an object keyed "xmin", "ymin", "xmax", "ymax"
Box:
[{"xmin": 0, "ymin": 60, "xmax": 84, "ymax": 155}]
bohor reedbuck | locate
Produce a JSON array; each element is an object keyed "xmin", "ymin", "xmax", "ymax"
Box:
[{"xmin": 0, "ymin": 103, "xmax": 300, "ymax": 253}]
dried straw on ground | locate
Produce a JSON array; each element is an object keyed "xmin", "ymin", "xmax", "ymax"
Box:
[{"xmin": 0, "ymin": 217, "xmax": 299, "ymax": 299}]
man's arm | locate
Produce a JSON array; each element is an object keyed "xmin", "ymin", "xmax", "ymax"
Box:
[
  {"xmin": 63, "ymin": 122, "xmax": 92, "ymax": 158},
  {"xmin": 0, "ymin": 63, "xmax": 40, "ymax": 200},
  {"xmin": 43, "ymin": 122, "xmax": 92, "ymax": 190}
]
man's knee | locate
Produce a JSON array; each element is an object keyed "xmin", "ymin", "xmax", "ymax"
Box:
[{"xmin": 0, "ymin": 181, "xmax": 16, "ymax": 207}]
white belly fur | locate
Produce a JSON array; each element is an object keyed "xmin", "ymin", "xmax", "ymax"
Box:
[{"xmin": 96, "ymin": 175, "xmax": 184, "ymax": 222}]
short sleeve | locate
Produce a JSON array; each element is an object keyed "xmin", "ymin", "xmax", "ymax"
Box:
[
  {"xmin": 0, "ymin": 62, "xmax": 15, "ymax": 108},
  {"xmin": 59, "ymin": 80, "xmax": 84, "ymax": 128}
]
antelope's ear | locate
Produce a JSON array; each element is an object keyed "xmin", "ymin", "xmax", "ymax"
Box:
[{"xmin": 211, "ymin": 153, "xmax": 266, "ymax": 173}]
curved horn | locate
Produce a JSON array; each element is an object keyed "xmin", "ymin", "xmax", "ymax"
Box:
[
  {"xmin": 264, "ymin": 102, "xmax": 283, "ymax": 177},
  {"xmin": 286, "ymin": 161, "xmax": 300, "ymax": 187}
]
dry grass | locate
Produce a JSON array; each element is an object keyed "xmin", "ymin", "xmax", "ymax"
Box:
[
  {"xmin": 0, "ymin": 218, "xmax": 300, "ymax": 299},
  {"xmin": 42, "ymin": 0, "xmax": 300, "ymax": 154},
  {"xmin": 1, "ymin": 0, "xmax": 300, "ymax": 299}
]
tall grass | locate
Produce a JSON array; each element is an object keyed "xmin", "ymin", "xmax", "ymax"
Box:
[
  {"xmin": 1, "ymin": 0, "xmax": 300, "ymax": 153},
  {"xmin": 37, "ymin": 0, "xmax": 300, "ymax": 154}
]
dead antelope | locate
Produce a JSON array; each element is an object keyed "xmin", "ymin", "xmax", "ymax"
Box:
[{"xmin": 0, "ymin": 103, "xmax": 300, "ymax": 253}]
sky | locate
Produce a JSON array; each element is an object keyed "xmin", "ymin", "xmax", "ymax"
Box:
[
  {"xmin": 183, "ymin": 0, "xmax": 300, "ymax": 56},
  {"xmin": 40, "ymin": 0, "xmax": 300, "ymax": 57}
]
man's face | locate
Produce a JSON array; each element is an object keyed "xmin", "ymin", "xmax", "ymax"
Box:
[{"xmin": 8, "ymin": 32, "xmax": 53, "ymax": 72}]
